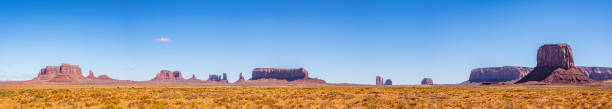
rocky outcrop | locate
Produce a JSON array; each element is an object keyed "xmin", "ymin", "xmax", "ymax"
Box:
[
  {"xmin": 86, "ymin": 70, "xmax": 96, "ymax": 79},
  {"xmin": 150, "ymin": 70, "xmax": 185, "ymax": 81},
  {"xmin": 234, "ymin": 73, "xmax": 246, "ymax": 83},
  {"xmin": 516, "ymin": 44, "xmax": 593, "ymax": 84},
  {"xmin": 384, "ymin": 79, "xmax": 392, "ymax": 85},
  {"xmin": 376, "ymin": 76, "xmax": 383, "ymax": 85},
  {"xmin": 421, "ymin": 78, "xmax": 433, "ymax": 85},
  {"xmin": 576, "ymin": 67, "xmax": 612, "ymax": 81},
  {"xmin": 208, "ymin": 74, "xmax": 222, "ymax": 81},
  {"xmin": 187, "ymin": 74, "xmax": 200, "ymax": 82},
  {"xmin": 208, "ymin": 73, "xmax": 228, "ymax": 83},
  {"xmin": 95, "ymin": 75, "xmax": 116, "ymax": 81},
  {"xmin": 250, "ymin": 68, "xmax": 308, "ymax": 81},
  {"xmin": 31, "ymin": 63, "xmax": 86, "ymax": 82},
  {"xmin": 469, "ymin": 66, "xmax": 533, "ymax": 83},
  {"xmin": 85, "ymin": 70, "xmax": 119, "ymax": 81}
]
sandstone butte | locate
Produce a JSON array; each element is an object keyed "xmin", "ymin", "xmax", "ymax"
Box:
[
  {"xmin": 516, "ymin": 43, "xmax": 593, "ymax": 84},
  {"xmin": 150, "ymin": 70, "xmax": 185, "ymax": 81},
  {"xmin": 234, "ymin": 73, "xmax": 246, "ymax": 83},
  {"xmin": 30, "ymin": 63, "xmax": 121, "ymax": 82},
  {"xmin": 421, "ymin": 78, "xmax": 434, "ymax": 85},
  {"xmin": 384, "ymin": 79, "xmax": 393, "ymax": 85},
  {"xmin": 375, "ymin": 76, "xmax": 383, "ymax": 85},
  {"xmin": 248, "ymin": 68, "xmax": 326, "ymax": 84}
]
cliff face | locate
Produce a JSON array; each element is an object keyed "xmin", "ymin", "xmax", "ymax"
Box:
[
  {"xmin": 31, "ymin": 63, "xmax": 86, "ymax": 82},
  {"xmin": 516, "ymin": 44, "xmax": 592, "ymax": 84},
  {"xmin": 375, "ymin": 76, "xmax": 383, "ymax": 85},
  {"xmin": 469, "ymin": 66, "xmax": 533, "ymax": 83},
  {"xmin": 469, "ymin": 66, "xmax": 612, "ymax": 83},
  {"xmin": 151, "ymin": 70, "xmax": 185, "ymax": 81},
  {"xmin": 250, "ymin": 68, "xmax": 308, "ymax": 81},
  {"xmin": 576, "ymin": 67, "xmax": 612, "ymax": 81}
]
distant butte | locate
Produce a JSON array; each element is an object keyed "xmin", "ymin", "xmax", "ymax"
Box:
[
  {"xmin": 30, "ymin": 63, "xmax": 121, "ymax": 83},
  {"xmin": 249, "ymin": 68, "xmax": 326, "ymax": 84}
]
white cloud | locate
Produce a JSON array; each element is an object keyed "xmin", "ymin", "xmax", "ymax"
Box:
[{"xmin": 155, "ymin": 37, "xmax": 171, "ymax": 43}]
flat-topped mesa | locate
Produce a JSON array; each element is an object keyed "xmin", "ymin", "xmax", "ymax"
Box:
[
  {"xmin": 150, "ymin": 70, "xmax": 185, "ymax": 81},
  {"xmin": 31, "ymin": 63, "xmax": 86, "ymax": 82},
  {"xmin": 250, "ymin": 68, "xmax": 308, "ymax": 81},
  {"xmin": 469, "ymin": 66, "xmax": 533, "ymax": 83},
  {"xmin": 375, "ymin": 76, "xmax": 383, "ymax": 85},
  {"xmin": 576, "ymin": 67, "xmax": 612, "ymax": 81},
  {"xmin": 421, "ymin": 78, "xmax": 434, "ymax": 85},
  {"xmin": 516, "ymin": 43, "xmax": 593, "ymax": 84}
]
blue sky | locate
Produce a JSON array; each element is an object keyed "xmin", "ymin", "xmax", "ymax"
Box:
[{"xmin": 0, "ymin": 0, "xmax": 611, "ymax": 84}]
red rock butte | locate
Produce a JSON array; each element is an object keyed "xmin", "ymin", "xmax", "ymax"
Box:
[
  {"xmin": 375, "ymin": 76, "xmax": 383, "ymax": 85},
  {"xmin": 516, "ymin": 43, "xmax": 593, "ymax": 84},
  {"xmin": 31, "ymin": 63, "xmax": 85, "ymax": 82},
  {"xmin": 150, "ymin": 70, "xmax": 185, "ymax": 81},
  {"xmin": 421, "ymin": 78, "xmax": 433, "ymax": 85}
]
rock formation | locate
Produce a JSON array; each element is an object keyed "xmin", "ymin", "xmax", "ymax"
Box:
[
  {"xmin": 516, "ymin": 44, "xmax": 593, "ymax": 84},
  {"xmin": 86, "ymin": 70, "xmax": 96, "ymax": 79},
  {"xmin": 234, "ymin": 73, "xmax": 246, "ymax": 83},
  {"xmin": 208, "ymin": 74, "xmax": 222, "ymax": 81},
  {"xmin": 376, "ymin": 76, "xmax": 383, "ymax": 85},
  {"xmin": 469, "ymin": 66, "xmax": 533, "ymax": 83},
  {"xmin": 150, "ymin": 70, "xmax": 185, "ymax": 81},
  {"xmin": 222, "ymin": 73, "xmax": 227, "ymax": 81},
  {"xmin": 250, "ymin": 68, "xmax": 308, "ymax": 81},
  {"xmin": 207, "ymin": 73, "xmax": 229, "ymax": 83},
  {"xmin": 576, "ymin": 67, "xmax": 612, "ymax": 81},
  {"xmin": 384, "ymin": 79, "xmax": 392, "ymax": 85},
  {"xmin": 187, "ymin": 74, "xmax": 200, "ymax": 81},
  {"xmin": 84, "ymin": 70, "xmax": 120, "ymax": 81},
  {"xmin": 469, "ymin": 66, "xmax": 612, "ymax": 83},
  {"xmin": 421, "ymin": 78, "xmax": 433, "ymax": 85},
  {"xmin": 95, "ymin": 75, "xmax": 116, "ymax": 81},
  {"xmin": 248, "ymin": 68, "xmax": 325, "ymax": 84},
  {"xmin": 31, "ymin": 63, "xmax": 86, "ymax": 82}
]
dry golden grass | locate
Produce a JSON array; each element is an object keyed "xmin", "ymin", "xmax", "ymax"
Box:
[{"xmin": 0, "ymin": 86, "xmax": 610, "ymax": 109}]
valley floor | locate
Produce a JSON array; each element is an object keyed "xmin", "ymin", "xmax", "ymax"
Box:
[{"xmin": 0, "ymin": 85, "xmax": 611, "ymax": 109}]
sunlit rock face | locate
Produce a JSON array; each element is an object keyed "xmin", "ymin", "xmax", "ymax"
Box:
[
  {"xmin": 250, "ymin": 68, "xmax": 308, "ymax": 81},
  {"xmin": 31, "ymin": 63, "xmax": 85, "ymax": 82},
  {"xmin": 375, "ymin": 76, "xmax": 383, "ymax": 85},
  {"xmin": 469, "ymin": 66, "xmax": 533, "ymax": 83},
  {"xmin": 151, "ymin": 70, "xmax": 185, "ymax": 81},
  {"xmin": 516, "ymin": 43, "xmax": 593, "ymax": 84}
]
